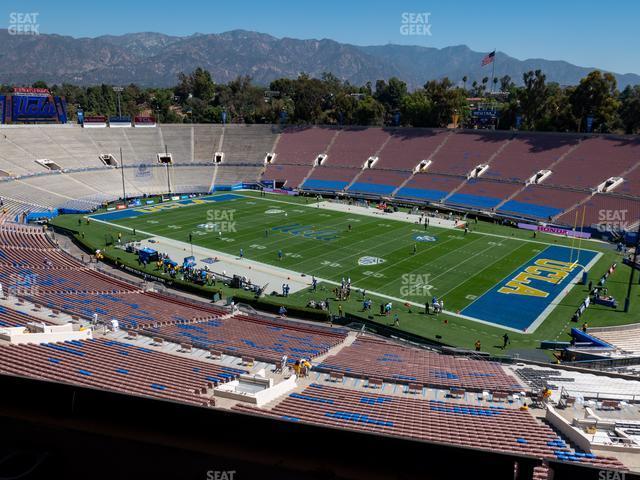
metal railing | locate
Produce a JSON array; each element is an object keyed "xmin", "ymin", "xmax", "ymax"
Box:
[{"xmin": 560, "ymin": 385, "xmax": 640, "ymax": 403}]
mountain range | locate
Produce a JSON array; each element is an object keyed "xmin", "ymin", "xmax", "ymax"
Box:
[{"xmin": 0, "ymin": 29, "xmax": 638, "ymax": 90}]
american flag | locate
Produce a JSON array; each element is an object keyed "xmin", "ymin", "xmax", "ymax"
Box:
[{"xmin": 481, "ymin": 50, "xmax": 495, "ymax": 66}]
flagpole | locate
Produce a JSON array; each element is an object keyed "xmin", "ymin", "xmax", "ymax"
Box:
[{"xmin": 490, "ymin": 48, "xmax": 496, "ymax": 93}]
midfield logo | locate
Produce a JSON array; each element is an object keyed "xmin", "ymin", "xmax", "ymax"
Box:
[{"xmin": 358, "ymin": 256, "xmax": 386, "ymax": 266}]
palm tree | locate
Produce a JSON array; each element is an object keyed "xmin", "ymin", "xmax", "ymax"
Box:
[{"xmin": 462, "ymin": 75, "xmax": 468, "ymax": 91}]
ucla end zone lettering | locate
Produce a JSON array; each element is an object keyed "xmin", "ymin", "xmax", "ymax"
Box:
[
  {"xmin": 497, "ymin": 258, "xmax": 578, "ymax": 298},
  {"xmin": 461, "ymin": 245, "xmax": 599, "ymax": 331}
]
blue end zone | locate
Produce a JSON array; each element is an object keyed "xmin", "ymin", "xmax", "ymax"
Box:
[
  {"xmin": 396, "ymin": 187, "xmax": 448, "ymax": 201},
  {"xmin": 461, "ymin": 245, "xmax": 598, "ymax": 331},
  {"xmin": 91, "ymin": 210, "xmax": 147, "ymax": 221},
  {"xmin": 348, "ymin": 182, "xmax": 397, "ymax": 195},
  {"xmin": 446, "ymin": 193, "xmax": 502, "ymax": 209},
  {"xmin": 91, "ymin": 194, "xmax": 242, "ymax": 221},
  {"xmin": 302, "ymin": 179, "xmax": 349, "ymax": 191},
  {"xmin": 499, "ymin": 200, "xmax": 563, "ymax": 219}
]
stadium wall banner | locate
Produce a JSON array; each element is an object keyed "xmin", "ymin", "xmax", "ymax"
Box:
[
  {"xmin": 55, "ymin": 96, "xmax": 68, "ymax": 124},
  {"xmin": 109, "ymin": 116, "xmax": 132, "ymax": 128},
  {"xmin": 12, "ymin": 87, "xmax": 50, "ymax": 95},
  {"xmin": 133, "ymin": 116, "xmax": 156, "ymax": 127},
  {"xmin": 517, "ymin": 222, "xmax": 591, "ymax": 239},
  {"xmin": 212, "ymin": 184, "xmax": 243, "ymax": 192},
  {"xmin": 263, "ymin": 187, "xmax": 299, "ymax": 196},
  {"xmin": 471, "ymin": 109, "xmax": 498, "ymax": 119},
  {"xmin": 1, "ymin": 94, "xmax": 67, "ymax": 124},
  {"xmin": 82, "ymin": 116, "xmax": 107, "ymax": 128},
  {"xmin": 58, "ymin": 208, "xmax": 91, "ymax": 215},
  {"xmin": 25, "ymin": 210, "xmax": 59, "ymax": 222}
]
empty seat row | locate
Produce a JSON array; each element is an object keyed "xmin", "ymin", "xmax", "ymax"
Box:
[
  {"xmin": 316, "ymin": 336, "xmax": 524, "ymax": 392},
  {"xmin": 233, "ymin": 383, "xmax": 625, "ymax": 470}
]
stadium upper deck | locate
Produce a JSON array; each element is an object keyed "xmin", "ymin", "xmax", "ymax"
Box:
[{"xmin": 1, "ymin": 124, "xmax": 638, "ymax": 230}]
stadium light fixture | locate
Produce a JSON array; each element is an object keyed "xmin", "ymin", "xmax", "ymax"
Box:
[
  {"xmin": 120, "ymin": 147, "xmax": 126, "ymax": 204},
  {"xmin": 113, "ymin": 86, "xmax": 124, "ymax": 118}
]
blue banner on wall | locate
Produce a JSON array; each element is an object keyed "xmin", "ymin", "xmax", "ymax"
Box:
[
  {"xmin": 54, "ymin": 96, "xmax": 67, "ymax": 124},
  {"xmin": 586, "ymin": 115, "xmax": 594, "ymax": 133},
  {"xmin": 12, "ymin": 95, "xmax": 57, "ymax": 121},
  {"xmin": 1, "ymin": 95, "xmax": 67, "ymax": 123}
]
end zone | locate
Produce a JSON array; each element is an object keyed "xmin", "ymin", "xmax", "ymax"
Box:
[
  {"xmin": 90, "ymin": 193, "xmax": 242, "ymax": 221},
  {"xmin": 461, "ymin": 245, "xmax": 601, "ymax": 333}
]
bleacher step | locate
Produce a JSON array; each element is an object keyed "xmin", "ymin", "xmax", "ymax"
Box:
[{"xmin": 390, "ymin": 131, "xmax": 453, "ymax": 197}]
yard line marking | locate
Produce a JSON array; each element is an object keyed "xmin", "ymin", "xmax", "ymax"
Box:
[
  {"xmin": 435, "ymin": 240, "xmax": 525, "ymax": 299},
  {"xmin": 237, "ymin": 192, "xmax": 606, "ymax": 249},
  {"xmin": 89, "ymin": 215, "xmax": 539, "ymax": 334}
]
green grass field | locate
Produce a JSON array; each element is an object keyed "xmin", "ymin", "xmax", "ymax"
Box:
[
  {"xmin": 52, "ymin": 191, "xmax": 640, "ymax": 357},
  {"xmin": 106, "ymin": 194, "xmax": 549, "ymax": 311}
]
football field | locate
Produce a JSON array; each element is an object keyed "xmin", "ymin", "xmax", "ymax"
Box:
[{"xmin": 90, "ymin": 192, "xmax": 600, "ymax": 333}]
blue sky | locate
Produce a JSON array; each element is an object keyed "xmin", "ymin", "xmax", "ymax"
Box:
[{"xmin": 3, "ymin": 0, "xmax": 639, "ymax": 74}]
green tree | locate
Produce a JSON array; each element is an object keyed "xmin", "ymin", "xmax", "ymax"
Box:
[
  {"xmin": 353, "ymin": 96, "xmax": 385, "ymax": 126},
  {"xmin": 400, "ymin": 91, "xmax": 433, "ymax": 127},
  {"xmin": 518, "ymin": 70, "xmax": 550, "ymax": 130},
  {"xmin": 374, "ymin": 77, "xmax": 408, "ymax": 121},
  {"xmin": 422, "ymin": 78, "xmax": 467, "ymax": 127},
  {"xmin": 569, "ymin": 70, "xmax": 620, "ymax": 132},
  {"xmin": 619, "ymin": 85, "xmax": 640, "ymax": 134}
]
